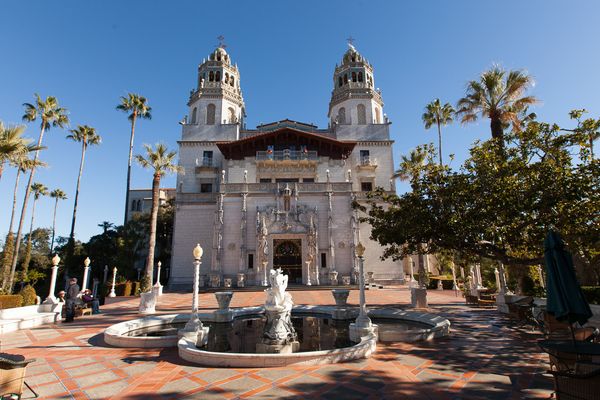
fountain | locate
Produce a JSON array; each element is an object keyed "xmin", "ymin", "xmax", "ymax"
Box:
[
  {"xmin": 256, "ymin": 268, "xmax": 299, "ymax": 354},
  {"xmin": 104, "ymin": 246, "xmax": 450, "ymax": 368}
]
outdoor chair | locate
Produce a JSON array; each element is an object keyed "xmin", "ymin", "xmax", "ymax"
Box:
[
  {"xmin": 544, "ymin": 312, "xmax": 599, "ymax": 343},
  {"xmin": 0, "ymin": 353, "xmax": 37, "ymax": 399},
  {"xmin": 550, "ymin": 361, "xmax": 600, "ymax": 400}
]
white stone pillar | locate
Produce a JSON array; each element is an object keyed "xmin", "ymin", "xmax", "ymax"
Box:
[
  {"xmin": 184, "ymin": 245, "xmax": 203, "ymax": 332},
  {"xmin": 494, "ymin": 267, "xmax": 501, "ymax": 293},
  {"xmin": 350, "ymin": 243, "xmax": 377, "ymax": 341},
  {"xmin": 498, "ymin": 263, "xmax": 508, "ymax": 295},
  {"xmin": 537, "ymin": 265, "xmax": 545, "ymax": 288},
  {"xmin": 103, "ymin": 265, "xmax": 108, "ymax": 285},
  {"xmin": 261, "ymin": 261, "xmax": 268, "ymax": 286},
  {"xmin": 475, "ymin": 263, "xmax": 483, "ymax": 288},
  {"xmin": 451, "ymin": 263, "xmax": 458, "ymax": 292},
  {"xmin": 305, "ymin": 260, "xmax": 312, "ymax": 286},
  {"xmin": 109, "ymin": 267, "xmax": 117, "ymax": 297},
  {"xmin": 153, "ymin": 261, "xmax": 163, "ymax": 296},
  {"xmin": 44, "ymin": 254, "xmax": 61, "ymax": 304},
  {"xmin": 81, "ymin": 257, "xmax": 91, "ymax": 293},
  {"xmin": 409, "ymin": 259, "xmax": 416, "ymax": 288}
]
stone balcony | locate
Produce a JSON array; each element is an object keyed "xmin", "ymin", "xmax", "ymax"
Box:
[{"xmin": 356, "ymin": 156, "xmax": 378, "ymax": 171}]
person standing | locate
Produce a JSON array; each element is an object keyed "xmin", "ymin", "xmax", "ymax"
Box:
[{"xmin": 65, "ymin": 278, "xmax": 80, "ymax": 322}]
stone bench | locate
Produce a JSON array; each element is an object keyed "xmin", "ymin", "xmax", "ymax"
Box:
[{"xmin": 0, "ymin": 304, "xmax": 62, "ymax": 334}]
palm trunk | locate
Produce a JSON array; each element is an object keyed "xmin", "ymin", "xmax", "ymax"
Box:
[
  {"xmin": 437, "ymin": 120, "xmax": 443, "ymax": 166},
  {"xmin": 0, "ymin": 161, "xmax": 4, "ymax": 183},
  {"xmin": 22, "ymin": 195, "xmax": 38, "ymax": 276},
  {"xmin": 144, "ymin": 173, "xmax": 161, "ymax": 291},
  {"xmin": 68, "ymin": 141, "xmax": 87, "ymax": 257},
  {"xmin": 8, "ymin": 124, "xmax": 45, "ymax": 292},
  {"xmin": 50, "ymin": 197, "xmax": 59, "ymax": 254},
  {"xmin": 1, "ymin": 168, "xmax": 22, "ymax": 288},
  {"xmin": 490, "ymin": 117, "xmax": 504, "ymax": 143},
  {"xmin": 124, "ymin": 112, "xmax": 137, "ymax": 225}
]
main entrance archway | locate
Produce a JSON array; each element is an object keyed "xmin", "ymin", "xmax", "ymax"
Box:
[{"xmin": 273, "ymin": 239, "xmax": 302, "ymax": 284}]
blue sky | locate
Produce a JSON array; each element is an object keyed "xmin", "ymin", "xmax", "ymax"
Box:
[{"xmin": 1, "ymin": 0, "xmax": 599, "ymax": 243}]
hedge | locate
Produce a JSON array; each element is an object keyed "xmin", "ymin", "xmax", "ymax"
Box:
[
  {"xmin": 427, "ymin": 277, "xmax": 455, "ymax": 290},
  {"xmin": 582, "ymin": 286, "xmax": 600, "ymax": 305},
  {"xmin": 106, "ymin": 281, "xmax": 139, "ymax": 297},
  {"xmin": 0, "ymin": 295, "xmax": 24, "ymax": 310},
  {"xmin": 19, "ymin": 285, "xmax": 37, "ymax": 306}
]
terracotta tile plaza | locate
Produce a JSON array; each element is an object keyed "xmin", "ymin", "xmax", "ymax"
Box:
[{"xmin": 2, "ymin": 288, "xmax": 554, "ymax": 399}]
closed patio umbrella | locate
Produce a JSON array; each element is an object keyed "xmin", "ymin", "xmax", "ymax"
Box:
[{"xmin": 544, "ymin": 230, "xmax": 592, "ymax": 326}]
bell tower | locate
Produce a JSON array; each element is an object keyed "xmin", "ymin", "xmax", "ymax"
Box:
[
  {"xmin": 187, "ymin": 44, "xmax": 245, "ymax": 128},
  {"xmin": 328, "ymin": 42, "xmax": 384, "ymax": 127}
]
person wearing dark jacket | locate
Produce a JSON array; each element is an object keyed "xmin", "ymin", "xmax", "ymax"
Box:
[
  {"xmin": 82, "ymin": 289, "xmax": 100, "ymax": 314},
  {"xmin": 65, "ymin": 278, "xmax": 80, "ymax": 322}
]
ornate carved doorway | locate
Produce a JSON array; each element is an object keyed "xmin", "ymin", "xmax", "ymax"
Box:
[{"xmin": 273, "ymin": 239, "xmax": 302, "ymax": 284}]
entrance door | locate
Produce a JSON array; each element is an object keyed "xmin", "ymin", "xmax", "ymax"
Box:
[{"xmin": 273, "ymin": 239, "xmax": 302, "ymax": 284}]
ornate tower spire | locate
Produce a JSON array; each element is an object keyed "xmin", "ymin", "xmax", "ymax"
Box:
[
  {"xmin": 187, "ymin": 42, "xmax": 245, "ymax": 127},
  {"xmin": 328, "ymin": 43, "xmax": 384, "ymax": 127}
]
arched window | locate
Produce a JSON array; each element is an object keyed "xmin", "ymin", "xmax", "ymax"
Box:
[
  {"xmin": 338, "ymin": 76, "xmax": 343, "ymax": 87},
  {"xmin": 357, "ymin": 104, "xmax": 366, "ymax": 125},
  {"xmin": 228, "ymin": 107, "xmax": 236, "ymax": 123},
  {"xmin": 352, "ymin": 72, "xmax": 357, "ymax": 82},
  {"xmin": 191, "ymin": 107, "xmax": 197, "ymax": 124},
  {"xmin": 230, "ymin": 76, "xmax": 235, "ymax": 86},
  {"xmin": 338, "ymin": 107, "xmax": 346, "ymax": 124},
  {"xmin": 217, "ymin": 52, "xmax": 221, "ymax": 61},
  {"xmin": 207, "ymin": 104, "xmax": 216, "ymax": 125},
  {"xmin": 358, "ymin": 72, "xmax": 363, "ymax": 82},
  {"xmin": 374, "ymin": 107, "xmax": 381, "ymax": 123},
  {"xmin": 224, "ymin": 73, "xmax": 229, "ymax": 84},
  {"xmin": 215, "ymin": 71, "xmax": 221, "ymax": 82},
  {"xmin": 209, "ymin": 71, "xmax": 214, "ymax": 82}
]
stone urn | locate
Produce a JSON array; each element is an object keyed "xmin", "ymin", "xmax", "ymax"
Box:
[
  {"xmin": 138, "ymin": 291, "xmax": 157, "ymax": 314},
  {"xmin": 367, "ymin": 271, "xmax": 374, "ymax": 284},
  {"xmin": 329, "ymin": 271, "xmax": 339, "ymax": 286},
  {"xmin": 214, "ymin": 292, "xmax": 234, "ymax": 322},
  {"xmin": 215, "ymin": 292, "xmax": 233, "ymax": 311},
  {"xmin": 237, "ymin": 273, "xmax": 245, "ymax": 288},
  {"xmin": 342, "ymin": 276, "xmax": 351, "ymax": 286},
  {"xmin": 331, "ymin": 289, "xmax": 350, "ymax": 307},
  {"xmin": 210, "ymin": 274, "xmax": 221, "ymax": 288},
  {"xmin": 224, "ymin": 278, "xmax": 232, "ymax": 288}
]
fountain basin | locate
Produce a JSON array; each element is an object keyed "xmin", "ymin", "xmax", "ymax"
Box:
[
  {"xmin": 178, "ymin": 331, "xmax": 376, "ymax": 368},
  {"xmin": 104, "ymin": 305, "xmax": 449, "ymax": 351}
]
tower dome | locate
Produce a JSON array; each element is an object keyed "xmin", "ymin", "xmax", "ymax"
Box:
[
  {"xmin": 328, "ymin": 43, "xmax": 383, "ymax": 127},
  {"xmin": 186, "ymin": 45, "xmax": 245, "ymax": 127}
]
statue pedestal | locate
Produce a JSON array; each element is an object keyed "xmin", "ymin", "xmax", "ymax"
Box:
[
  {"xmin": 214, "ymin": 291, "xmax": 234, "ymax": 322},
  {"xmin": 179, "ymin": 325, "xmax": 210, "ymax": 347},
  {"xmin": 258, "ymin": 306, "xmax": 298, "ymax": 354},
  {"xmin": 411, "ymin": 288, "xmax": 428, "ymax": 309},
  {"xmin": 139, "ymin": 291, "xmax": 157, "ymax": 314}
]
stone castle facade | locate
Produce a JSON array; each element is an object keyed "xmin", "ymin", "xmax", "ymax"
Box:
[{"xmin": 167, "ymin": 44, "xmax": 435, "ymax": 289}]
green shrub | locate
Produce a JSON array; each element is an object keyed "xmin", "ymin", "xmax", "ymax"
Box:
[
  {"xmin": 19, "ymin": 285, "xmax": 37, "ymax": 306},
  {"xmin": 582, "ymin": 286, "xmax": 600, "ymax": 305},
  {"xmin": 0, "ymin": 295, "xmax": 24, "ymax": 309}
]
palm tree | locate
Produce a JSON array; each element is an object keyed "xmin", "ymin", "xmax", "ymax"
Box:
[
  {"xmin": 66, "ymin": 125, "xmax": 102, "ymax": 258},
  {"xmin": 1, "ymin": 156, "xmax": 45, "ymax": 289},
  {"xmin": 117, "ymin": 94, "xmax": 152, "ymax": 224},
  {"xmin": 0, "ymin": 121, "xmax": 37, "ymax": 183},
  {"xmin": 456, "ymin": 65, "xmax": 538, "ymax": 144},
  {"xmin": 49, "ymin": 189, "xmax": 67, "ymax": 254},
  {"xmin": 392, "ymin": 148, "xmax": 427, "ymax": 182},
  {"xmin": 98, "ymin": 221, "xmax": 115, "ymax": 234},
  {"xmin": 422, "ymin": 99, "xmax": 455, "ymax": 165},
  {"xmin": 21, "ymin": 182, "xmax": 48, "ymax": 277},
  {"xmin": 8, "ymin": 94, "xmax": 69, "ymax": 292},
  {"xmin": 135, "ymin": 144, "xmax": 180, "ymax": 291}
]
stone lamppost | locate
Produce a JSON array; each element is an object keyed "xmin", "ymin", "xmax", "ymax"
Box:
[
  {"xmin": 109, "ymin": 267, "xmax": 117, "ymax": 297},
  {"xmin": 153, "ymin": 261, "xmax": 163, "ymax": 296},
  {"xmin": 181, "ymin": 244, "xmax": 209, "ymax": 344},
  {"xmin": 350, "ymin": 242, "xmax": 377, "ymax": 342},
  {"xmin": 261, "ymin": 261, "xmax": 269, "ymax": 287},
  {"xmin": 44, "ymin": 254, "xmax": 61, "ymax": 304},
  {"xmin": 81, "ymin": 257, "xmax": 91, "ymax": 293}
]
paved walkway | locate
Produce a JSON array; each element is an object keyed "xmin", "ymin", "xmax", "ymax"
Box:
[{"xmin": 2, "ymin": 288, "xmax": 554, "ymax": 399}]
